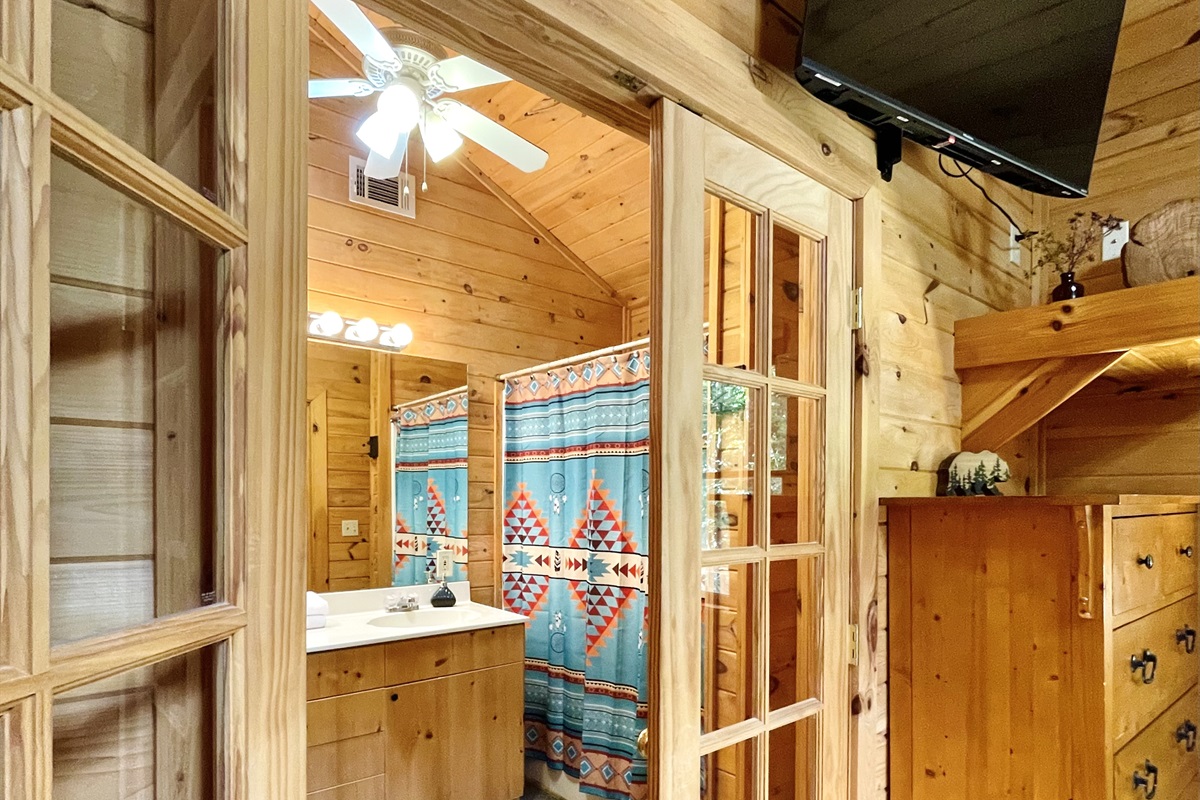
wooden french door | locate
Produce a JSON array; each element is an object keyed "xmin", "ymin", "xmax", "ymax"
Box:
[
  {"xmin": 648, "ymin": 100, "xmax": 853, "ymax": 800},
  {"xmin": 0, "ymin": 0, "xmax": 307, "ymax": 798}
]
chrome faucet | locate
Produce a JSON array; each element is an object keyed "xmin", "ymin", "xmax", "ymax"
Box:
[{"xmin": 385, "ymin": 592, "xmax": 420, "ymax": 613}]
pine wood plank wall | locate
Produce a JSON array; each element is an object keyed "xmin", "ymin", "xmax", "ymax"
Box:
[
  {"xmin": 1041, "ymin": 0, "xmax": 1199, "ymax": 498},
  {"xmin": 1048, "ymin": 0, "xmax": 1200, "ymax": 293}
]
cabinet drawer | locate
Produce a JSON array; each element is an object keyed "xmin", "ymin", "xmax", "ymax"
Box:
[
  {"xmin": 307, "ymin": 644, "xmax": 387, "ymax": 700},
  {"xmin": 1113, "ymin": 514, "xmax": 1198, "ymax": 622},
  {"xmin": 1114, "ymin": 686, "xmax": 1199, "ymax": 800},
  {"xmin": 1113, "ymin": 596, "xmax": 1200, "ymax": 749},
  {"xmin": 384, "ymin": 624, "xmax": 523, "ymax": 686}
]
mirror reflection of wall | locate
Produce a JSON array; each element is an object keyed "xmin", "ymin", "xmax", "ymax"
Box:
[{"xmin": 305, "ymin": 341, "xmax": 467, "ymax": 592}]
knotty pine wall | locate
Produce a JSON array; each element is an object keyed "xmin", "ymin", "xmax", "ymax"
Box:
[
  {"xmin": 1041, "ymin": 0, "xmax": 1199, "ymax": 498},
  {"xmin": 1047, "ymin": 0, "xmax": 1199, "ymax": 295},
  {"xmin": 306, "ymin": 66, "xmax": 628, "ymax": 603}
]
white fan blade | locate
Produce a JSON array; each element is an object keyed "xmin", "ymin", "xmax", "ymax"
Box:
[
  {"xmin": 364, "ymin": 132, "xmax": 408, "ymax": 179},
  {"xmin": 430, "ymin": 55, "xmax": 511, "ymax": 92},
  {"xmin": 308, "ymin": 78, "xmax": 376, "ymax": 99},
  {"xmin": 311, "ymin": 0, "xmax": 399, "ymax": 70},
  {"xmin": 435, "ymin": 100, "xmax": 548, "ymax": 173}
]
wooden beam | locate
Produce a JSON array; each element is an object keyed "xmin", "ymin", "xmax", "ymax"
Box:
[
  {"xmin": 307, "ymin": 8, "xmax": 362, "ymax": 75},
  {"xmin": 960, "ymin": 352, "xmax": 1125, "ymax": 452},
  {"xmin": 647, "ymin": 99, "xmax": 704, "ymax": 799},
  {"xmin": 245, "ymin": 0, "xmax": 308, "ymax": 796},
  {"xmin": 457, "ymin": 155, "xmax": 621, "ymax": 300},
  {"xmin": 365, "ymin": 0, "xmax": 877, "ymax": 198},
  {"xmin": 955, "ymin": 276, "xmax": 1200, "ymax": 369}
]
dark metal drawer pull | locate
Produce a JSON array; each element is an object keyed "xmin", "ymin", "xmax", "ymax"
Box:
[
  {"xmin": 1176, "ymin": 720, "xmax": 1197, "ymax": 752},
  {"xmin": 1132, "ymin": 760, "xmax": 1158, "ymax": 799},
  {"xmin": 1176, "ymin": 625, "xmax": 1197, "ymax": 654},
  {"xmin": 1137, "ymin": 553, "xmax": 1155, "ymax": 569},
  {"xmin": 1180, "ymin": 544, "xmax": 1195, "ymax": 558},
  {"xmin": 1130, "ymin": 649, "xmax": 1158, "ymax": 684}
]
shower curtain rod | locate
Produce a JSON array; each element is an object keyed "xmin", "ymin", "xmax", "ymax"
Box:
[
  {"xmin": 389, "ymin": 383, "xmax": 469, "ymax": 412},
  {"xmin": 497, "ymin": 337, "xmax": 650, "ymax": 381}
]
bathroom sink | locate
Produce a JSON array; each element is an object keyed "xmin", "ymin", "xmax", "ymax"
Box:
[{"xmin": 367, "ymin": 607, "xmax": 484, "ymax": 629}]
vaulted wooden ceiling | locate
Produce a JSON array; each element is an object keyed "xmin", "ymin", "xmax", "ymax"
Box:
[{"xmin": 307, "ymin": 5, "xmax": 652, "ymax": 311}]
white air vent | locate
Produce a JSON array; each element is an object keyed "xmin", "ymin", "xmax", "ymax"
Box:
[{"xmin": 348, "ymin": 156, "xmax": 416, "ymax": 218}]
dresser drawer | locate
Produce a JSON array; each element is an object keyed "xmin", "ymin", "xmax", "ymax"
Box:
[
  {"xmin": 1113, "ymin": 596, "xmax": 1200, "ymax": 748},
  {"xmin": 1114, "ymin": 686, "xmax": 1199, "ymax": 800},
  {"xmin": 1113, "ymin": 514, "xmax": 1198, "ymax": 623}
]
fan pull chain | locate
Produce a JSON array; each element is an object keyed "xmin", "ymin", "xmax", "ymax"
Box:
[
  {"xmin": 401, "ymin": 141, "xmax": 410, "ymax": 200},
  {"xmin": 421, "ymin": 125, "xmax": 429, "ymax": 192}
]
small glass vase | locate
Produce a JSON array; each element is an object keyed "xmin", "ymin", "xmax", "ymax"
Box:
[{"xmin": 1051, "ymin": 271, "xmax": 1085, "ymax": 302}]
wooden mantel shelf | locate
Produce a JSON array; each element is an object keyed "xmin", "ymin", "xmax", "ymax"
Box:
[{"xmin": 954, "ymin": 276, "xmax": 1199, "ymax": 451}]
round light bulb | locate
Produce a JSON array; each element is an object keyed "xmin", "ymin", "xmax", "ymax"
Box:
[
  {"xmin": 346, "ymin": 317, "xmax": 380, "ymax": 342},
  {"xmin": 309, "ymin": 310, "xmax": 344, "ymax": 337},
  {"xmin": 379, "ymin": 323, "xmax": 413, "ymax": 350},
  {"xmin": 377, "ymin": 84, "xmax": 420, "ymax": 132}
]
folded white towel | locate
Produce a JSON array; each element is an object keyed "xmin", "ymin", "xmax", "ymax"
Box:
[
  {"xmin": 307, "ymin": 591, "xmax": 329, "ymax": 616},
  {"xmin": 306, "ymin": 614, "xmax": 327, "ymax": 630}
]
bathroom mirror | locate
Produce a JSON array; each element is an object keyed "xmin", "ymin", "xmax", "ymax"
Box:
[{"xmin": 306, "ymin": 341, "xmax": 469, "ymax": 592}]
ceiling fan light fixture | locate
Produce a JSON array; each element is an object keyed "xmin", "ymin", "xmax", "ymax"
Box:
[
  {"xmin": 377, "ymin": 84, "xmax": 421, "ymax": 131},
  {"xmin": 421, "ymin": 111, "xmax": 463, "ymax": 163},
  {"xmin": 356, "ymin": 110, "xmax": 402, "ymax": 157}
]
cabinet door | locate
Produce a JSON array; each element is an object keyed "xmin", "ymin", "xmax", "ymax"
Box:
[{"xmin": 386, "ymin": 663, "xmax": 524, "ymax": 800}]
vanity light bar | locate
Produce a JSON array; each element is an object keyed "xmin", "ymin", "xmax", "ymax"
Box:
[{"xmin": 307, "ymin": 311, "xmax": 414, "ymax": 351}]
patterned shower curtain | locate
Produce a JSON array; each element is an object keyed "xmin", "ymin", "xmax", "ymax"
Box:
[
  {"xmin": 392, "ymin": 389, "xmax": 469, "ymax": 586},
  {"xmin": 501, "ymin": 348, "xmax": 651, "ymax": 800}
]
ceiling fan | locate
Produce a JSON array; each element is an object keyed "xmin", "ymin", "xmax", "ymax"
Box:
[{"xmin": 308, "ymin": 0, "xmax": 548, "ymax": 180}]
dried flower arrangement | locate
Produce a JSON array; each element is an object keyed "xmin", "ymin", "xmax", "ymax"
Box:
[{"xmin": 1024, "ymin": 211, "xmax": 1123, "ymax": 281}]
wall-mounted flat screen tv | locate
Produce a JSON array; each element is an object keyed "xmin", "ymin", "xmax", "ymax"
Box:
[{"xmin": 796, "ymin": 0, "xmax": 1126, "ymax": 197}]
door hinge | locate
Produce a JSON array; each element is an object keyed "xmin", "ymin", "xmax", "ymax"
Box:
[
  {"xmin": 851, "ymin": 286, "xmax": 864, "ymax": 331},
  {"xmin": 848, "ymin": 623, "xmax": 860, "ymax": 666}
]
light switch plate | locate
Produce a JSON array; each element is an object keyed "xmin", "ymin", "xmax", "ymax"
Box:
[
  {"xmin": 436, "ymin": 549, "xmax": 453, "ymax": 579},
  {"xmin": 1102, "ymin": 219, "xmax": 1129, "ymax": 261},
  {"xmin": 341, "ymin": 519, "xmax": 359, "ymax": 537}
]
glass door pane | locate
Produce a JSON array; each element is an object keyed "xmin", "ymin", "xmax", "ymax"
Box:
[
  {"xmin": 769, "ymin": 225, "xmax": 824, "ymax": 385},
  {"xmin": 767, "ymin": 716, "xmax": 817, "ymax": 800},
  {"xmin": 49, "ymin": 156, "xmax": 223, "ymax": 645},
  {"xmin": 703, "ymin": 193, "xmax": 759, "ymax": 370},
  {"xmin": 768, "ymin": 558, "xmax": 821, "ymax": 712},
  {"xmin": 702, "ymin": 737, "xmax": 756, "ymax": 800},
  {"xmin": 702, "ymin": 380, "xmax": 759, "ymax": 551},
  {"xmin": 701, "ymin": 563, "xmax": 758, "ymax": 733},
  {"xmin": 53, "ymin": 644, "xmax": 218, "ymax": 798},
  {"xmin": 769, "ymin": 395, "xmax": 823, "ymax": 546}
]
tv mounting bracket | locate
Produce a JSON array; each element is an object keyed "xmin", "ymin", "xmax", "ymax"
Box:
[{"xmin": 874, "ymin": 123, "xmax": 902, "ymax": 182}]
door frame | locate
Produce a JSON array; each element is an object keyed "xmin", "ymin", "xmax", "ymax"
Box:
[{"xmin": 357, "ymin": 2, "xmax": 884, "ymax": 798}]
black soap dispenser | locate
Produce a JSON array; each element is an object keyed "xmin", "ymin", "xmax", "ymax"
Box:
[{"xmin": 431, "ymin": 580, "xmax": 456, "ymax": 607}]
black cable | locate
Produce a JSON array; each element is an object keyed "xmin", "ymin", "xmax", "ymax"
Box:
[{"xmin": 938, "ymin": 155, "xmax": 1037, "ymax": 242}]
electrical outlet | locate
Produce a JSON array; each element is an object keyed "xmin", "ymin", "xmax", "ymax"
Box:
[
  {"xmin": 341, "ymin": 519, "xmax": 359, "ymax": 538},
  {"xmin": 436, "ymin": 549, "xmax": 453, "ymax": 579},
  {"xmin": 1009, "ymin": 223, "xmax": 1021, "ymax": 264},
  {"xmin": 1102, "ymin": 219, "xmax": 1130, "ymax": 261}
]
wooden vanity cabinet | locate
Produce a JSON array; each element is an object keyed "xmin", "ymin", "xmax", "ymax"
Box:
[
  {"xmin": 887, "ymin": 496, "xmax": 1199, "ymax": 800},
  {"xmin": 306, "ymin": 625, "xmax": 525, "ymax": 800}
]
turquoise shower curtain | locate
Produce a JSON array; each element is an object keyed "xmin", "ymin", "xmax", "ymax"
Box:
[
  {"xmin": 393, "ymin": 389, "xmax": 469, "ymax": 586},
  {"xmin": 501, "ymin": 348, "xmax": 650, "ymax": 800}
]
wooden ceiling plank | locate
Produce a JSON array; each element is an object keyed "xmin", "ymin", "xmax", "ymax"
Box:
[
  {"xmin": 535, "ymin": 149, "xmax": 650, "ymax": 229},
  {"xmin": 457, "ymin": 156, "xmax": 621, "ymax": 300},
  {"xmin": 553, "ymin": 176, "xmax": 651, "ymax": 246}
]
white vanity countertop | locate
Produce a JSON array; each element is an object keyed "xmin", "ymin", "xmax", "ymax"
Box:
[{"xmin": 305, "ymin": 582, "xmax": 527, "ymax": 654}]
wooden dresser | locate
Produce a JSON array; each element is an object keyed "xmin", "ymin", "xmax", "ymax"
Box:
[{"xmin": 886, "ymin": 496, "xmax": 1199, "ymax": 800}]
